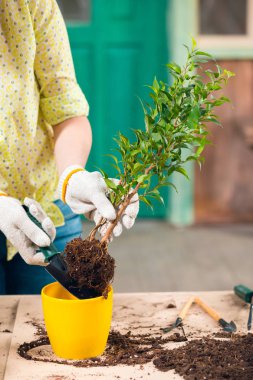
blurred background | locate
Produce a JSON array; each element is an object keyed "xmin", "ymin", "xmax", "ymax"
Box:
[{"xmin": 57, "ymin": 0, "xmax": 253, "ymax": 292}]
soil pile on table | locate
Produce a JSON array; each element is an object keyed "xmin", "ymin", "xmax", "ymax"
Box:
[
  {"xmin": 17, "ymin": 328, "xmax": 186, "ymax": 366},
  {"xmin": 63, "ymin": 238, "xmax": 115, "ymax": 298},
  {"xmin": 101, "ymin": 330, "xmax": 186, "ymax": 366},
  {"xmin": 154, "ymin": 334, "xmax": 253, "ymax": 379},
  {"xmin": 18, "ymin": 324, "xmax": 253, "ymax": 379}
]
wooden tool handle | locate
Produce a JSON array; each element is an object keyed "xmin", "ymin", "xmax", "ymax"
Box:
[
  {"xmin": 194, "ymin": 297, "xmax": 220, "ymax": 322},
  {"xmin": 179, "ymin": 296, "xmax": 195, "ymax": 320}
]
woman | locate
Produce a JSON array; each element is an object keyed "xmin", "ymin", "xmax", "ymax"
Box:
[{"xmin": 0, "ymin": 0, "xmax": 138, "ymax": 295}]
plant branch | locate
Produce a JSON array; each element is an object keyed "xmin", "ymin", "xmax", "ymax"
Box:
[
  {"xmin": 101, "ymin": 163, "xmax": 155, "ymax": 243},
  {"xmin": 89, "ymin": 217, "xmax": 106, "ymax": 241}
]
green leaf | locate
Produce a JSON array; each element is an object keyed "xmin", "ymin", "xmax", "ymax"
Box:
[
  {"xmin": 104, "ymin": 178, "xmax": 118, "ymax": 191},
  {"xmin": 111, "ymin": 164, "xmax": 122, "ymax": 173},
  {"xmin": 137, "ymin": 174, "xmax": 150, "ymax": 184},
  {"xmin": 191, "ymin": 36, "xmax": 197, "ymax": 50},
  {"xmin": 153, "ymin": 77, "xmax": 159, "ymax": 90},
  {"xmin": 204, "ymin": 117, "xmax": 221, "ymax": 126},
  {"xmin": 97, "ymin": 168, "xmax": 108, "ymax": 179},
  {"xmin": 148, "ymin": 190, "xmax": 165, "ymax": 205},
  {"xmin": 118, "ymin": 132, "xmax": 130, "ymax": 145},
  {"xmin": 195, "ymin": 51, "xmax": 212, "ymax": 58},
  {"xmin": 188, "ymin": 105, "xmax": 201, "ymax": 128},
  {"xmin": 162, "ymin": 181, "xmax": 178, "ymax": 192},
  {"xmin": 139, "ymin": 196, "xmax": 154, "ymax": 210},
  {"xmin": 151, "ymin": 133, "xmax": 161, "ymax": 142},
  {"xmin": 105, "ymin": 154, "xmax": 119, "ymax": 164},
  {"xmin": 196, "ymin": 144, "xmax": 205, "ymax": 156},
  {"xmin": 160, "ymin": 90, "xmax": 173, "ymax": 101},
  {"xmin": 174, "ymin": 167, "xmax": 190, "ymax": 179},
  {"xmin": 132, "ymin": 162, "xmax": 143, "ymax": 174},
  {"xmin": 185, "ymin": 155, "xmax": 198, "ymax": 162},
  {"xmin": 223, "ymin": 69, "xmax": 235, "ymax": 78},
  {"xmin": 166, "ymin": 63, "xmax": 181, "ymax": 74},
  {"xmin": 220, "ymin": 96, "xmax": 231, "ymax": 103}
]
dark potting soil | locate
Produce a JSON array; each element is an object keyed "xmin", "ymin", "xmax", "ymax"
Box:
[
  {"xmin": 153, "ymin": 334, "xmax": 253, "ymax": 379},
  {"xmin": 62, "ymin": 238, "xmax": 115, "ymax": 298},
  {"xmin": 17, "ymin": 323, "xmax": 253, "ymax": 379},
  {"xmin": 17, "ymin": 328, "xmax": 186, "ymax": 367},
  {"xmin": 213, "ymin": 331, "xmax": 233, "ymax": 339},
  {"xmin": 25, "ymin": 320, "xmax": 47, "ymax": 336}
]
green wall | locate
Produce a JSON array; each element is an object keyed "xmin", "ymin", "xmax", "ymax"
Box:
[{"xmin": 66, "ymin": 0, "xmax": 169, "ymax": 218}]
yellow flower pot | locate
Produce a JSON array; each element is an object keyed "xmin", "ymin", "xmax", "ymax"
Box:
[{"xmin": 41, "ymin": 282, "xmax": 113, "ymax": 360}]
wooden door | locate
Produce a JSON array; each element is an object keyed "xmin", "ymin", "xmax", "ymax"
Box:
[
  {"xmin": 195, "ymin": 61, "xmax": 253, "ymax": 222},
  {"xmin": 57, "ymin": 0, "xmax": 169, "ymax": 218}
]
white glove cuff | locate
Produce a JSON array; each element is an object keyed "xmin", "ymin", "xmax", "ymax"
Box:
[{"xmin": 57, "ymin": 165, "xmax": 85, "ymax": 202}]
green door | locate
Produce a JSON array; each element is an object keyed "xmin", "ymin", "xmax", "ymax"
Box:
[{"xmin": 58, "ymin": 0, "xmax": 169, "ymax": 217}]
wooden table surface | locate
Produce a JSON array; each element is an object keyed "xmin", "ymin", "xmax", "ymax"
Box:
[{"xmin": 0, "ymin": 291, "xmax": 249, "ymax": 380}]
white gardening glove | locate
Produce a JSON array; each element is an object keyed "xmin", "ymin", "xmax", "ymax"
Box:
[
  {"xmin": 0, "ymin": 195, "xmax": 56, "ymax": 266},
  {"xmin": 58, "ymin": 166, "xmax": 139, "ymax": 239}
]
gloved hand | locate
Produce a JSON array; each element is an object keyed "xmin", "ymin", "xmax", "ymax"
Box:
[
  {"xmin": 0, "ymin": 196, "xmax": 56, "ymax": 265},
  {"xmin": 86, "ymin": 179, "xmax": 139, "ymax": 240},
  {"xmin": 58, "ymin": 165, "xmax": 139, "ymax": 239}
]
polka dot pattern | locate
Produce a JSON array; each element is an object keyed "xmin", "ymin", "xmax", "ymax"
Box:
[{"xmin": 0, "ymin": 0, "xmax": 89, "ymax": 260}]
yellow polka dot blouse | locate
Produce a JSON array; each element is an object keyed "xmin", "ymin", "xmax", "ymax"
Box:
[{"xmin": 0, "ymin": 0, "xmax": 89, "ymax": 260}]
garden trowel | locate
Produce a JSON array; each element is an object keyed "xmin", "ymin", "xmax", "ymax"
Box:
[
  {"xmin": 194, "ymin": 297, "xmax": 237, "ymax": 333},
  {"xmin": 23, "ymin": 205, "xmax": 82, "ymax": 299},
  {"xmin": 161, "ymin": 296, "xmax": 195, "ymax": 333},
  {"xmin": 162, "ymin": 296, "xmax": 237, "ymax": 333}
]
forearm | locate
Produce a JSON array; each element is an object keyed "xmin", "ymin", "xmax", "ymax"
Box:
[{"xmin": 54, "ymin": 116, "xmax": 92, "ymax": 175}]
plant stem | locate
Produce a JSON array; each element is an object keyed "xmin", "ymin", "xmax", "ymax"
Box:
[
  {"xmin": 101, "ymin": 163, "xmax": 155, "ymax": 243},
  {"xmin": 100, "ymin": 191, "xmax": 137, "ymax": 244},
  {"xmin": 89, "ymin": 217, "xmax": 106, "ymax": 241}
]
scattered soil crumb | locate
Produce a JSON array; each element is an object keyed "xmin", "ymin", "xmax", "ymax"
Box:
[
  {"xmin": 166, "ymin": 303, "xmax": 176, "ymax": 309},
  {"xmin": 25, "ymin": 320, "xmax": 47, "ymax": 336}
]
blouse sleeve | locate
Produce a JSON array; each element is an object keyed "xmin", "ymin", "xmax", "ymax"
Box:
[{"xmin": 29, "ymin": 0, "xmax": 89, "ymax": 125}]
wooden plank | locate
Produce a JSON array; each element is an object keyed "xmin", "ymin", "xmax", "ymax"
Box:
[
  {"xmin": 0, "ymin": 296, "xmax": 20, "ymax": 380},
  {"xmin": 0, "ymin": 296, "xmax": 20, "ymax": 333},
  {"xmin": 0, "ymin": 334, "xmax": 12, "ymax": 380},
  {"xmin": 4, "ymin": 293, "xmax": 182, "ymax": 380}
]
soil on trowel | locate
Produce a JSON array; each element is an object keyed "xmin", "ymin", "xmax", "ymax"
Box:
[
  {"xmin": 153, "ymin": 334, "xmax": 253, "ymax": 380},
  {"xmin": 62, "ymin": 238, "xmax": 115, "ymax": 298}
]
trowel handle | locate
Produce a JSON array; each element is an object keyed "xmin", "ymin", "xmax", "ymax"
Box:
[
  {"xmin": 22, "ymin": 205, "xmax": 59, "ymax": 262},
  {"xmin": 179, "ymin": 296, "xmax": 195, "ymax": 320},
  {"xmin": 194, "ymin": 297, "xmax": 220, "ymax": 322}
]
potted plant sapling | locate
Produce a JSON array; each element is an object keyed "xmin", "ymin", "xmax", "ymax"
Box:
[{"xmin": 41, "ymin": 40, "xmax": 234, "ymax": 359}]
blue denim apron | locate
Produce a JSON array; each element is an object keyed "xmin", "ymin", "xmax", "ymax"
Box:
[{"xmin": 0, "ymin": 200, "xmax": 82, "ymax": 294}]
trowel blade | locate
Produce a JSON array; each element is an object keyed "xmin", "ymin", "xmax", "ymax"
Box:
[{"xmin": 45, "ymin": 254, "xmax": 82, "ymax": 299}]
